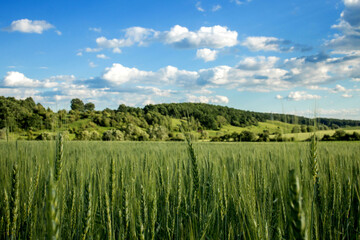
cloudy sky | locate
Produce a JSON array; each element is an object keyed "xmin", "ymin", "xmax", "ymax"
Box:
[{"xmin": 1, "ymin": 0, "xmax": 360, "ymax": 119}]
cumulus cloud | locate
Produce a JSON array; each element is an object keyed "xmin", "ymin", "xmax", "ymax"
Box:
[
  {"xmin": 96, "ymin": 27, "xmax": 158, "ymax": 48},
  {"xmin": 342, "ymin": 93, "xmax": 353, "ymax": 98},
  {"xmin": 85, "ymin": 47, "xmax": 102, "ymax": 52},
  {"xmin": 113, "ymin": 48, "xmax": 122, "ymax": 54},
  {"xmin": 96, "ymin": 25, "xmax": 238, "ymax": 52},
  {"xmin": 333, "ymin": 84, "xmax": 347, "ymax": 92},
  {"xmin": 164, "ymin": 25, "xmax": 238, "ymax": 49},
  {"xmin": 101, "ymin": 64, "xmax": 198, "ymax": 87},
  {"xmin": 185, "ymin": 94, "xmax": 229, "ymax": 104},
  {"xmin": 2, "ymin": 72, "xmax": 77, "ymax": 89},
  {"xmin": 283, "ymin": 52, "xmax": 360, "ymax": 85},
  {"xmin": 196, "ymin": 48, "xmax": 218, "ymax": 62},
  {"xmin": 136, "ymin": 86, "xmax": 176, "ymax": 97},
  {"xmin": 326, "ymin": 0, "xmax": 360, "ymax": 50},
  {"xmin": 3, "ymin": 71, "xmax": 41, "ymax": 87},
  {"xmin": 97, "ymin": 54, "xmax": 109, "ymax": 59},
  {"xmin": 100, "ymin": 56, "xmax": 289, "ymax": 92},
  {"xmin": 241, "ymin": 36, "xmax": 311, "ymax": 52},
  {"xmin": 4, "ymin": 19, "xmax": 54, "ymax": 34},
  {"xmin": 284, "ymin": 91, "xmax": 321, "ymax": 101},
  {"xmin": 102, "ymin": 63, "xmax": 154, "ymax": 85}
]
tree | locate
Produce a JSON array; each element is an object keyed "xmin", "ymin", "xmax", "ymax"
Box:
[
  {"xmin": 84, "ymin": 102, "xmax": 95, "ymax": 112},
  {"xmin": 291, "ymin": 126, "xmax": 300, "ymax": 133},
  {"xmin": 71, "ymin": 98, "xmax": 85, "ymax": 112}
]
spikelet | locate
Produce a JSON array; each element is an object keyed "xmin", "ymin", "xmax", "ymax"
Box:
[
  {"xmin": 10, "ymin": 162, "xmax": 19, "ymax": 240},
  {"xmin": 309, "ymin": 133, "xmax": 320, "ymax": 240},
  {"xmin": 288, "ymin": 169, "xmax": 306, "ymax": 240},
  {"xmin": 54, "ymin": 133, "xmax": 64, "ymax": 182},
  {"xmin": 27, "ymin": 165, "xmax": 40, "ymax": 219},
  {"xmin": 150, "ymin": 194, "xmax": 157, "ymax": 240},
  {"xmin": 122, "ymin": 186, "xmax": 129, "ymax": 239},
  {"xmin": 309, "ymin": 134, "xmax": 318, "ymax": 184},
  {"xmin": 47, "ymin": 170, "xmax": 60, "ymax": 240},
  {"xmin": 140, "ymin": 184, "xmax": 147, "ymax": 228},
  {"xmin": 186, "ymin": 136, "xmax": 199, "ymax": 196},
  {"xmin": 4, "ymin": 189, "xmax": 10, "ymax": 238},
  {"xmin": 81, "ymin": 181, "xmax": 92, "ymax": 240},
  {"xmin": 105, "ymin": 192, "xmax": 113, "ymax": 240},
  {"xmin": 109, "ymin": 157, "xmax": 116, "ymax": 209}
]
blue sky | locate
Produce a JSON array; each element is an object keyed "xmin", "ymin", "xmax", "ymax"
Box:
[{"xmin": 1, "ymin": 0, "xmax": 360, "ymax": 119}]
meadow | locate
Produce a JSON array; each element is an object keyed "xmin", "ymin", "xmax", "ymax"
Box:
[{"xmin": 0, "ymin": 139, "xmax": 359, "ymax": 239}]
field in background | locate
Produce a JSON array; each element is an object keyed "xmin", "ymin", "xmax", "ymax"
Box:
[{"xmin": 0, "ymin": 140, "xmax": 359, "ymax": 239}]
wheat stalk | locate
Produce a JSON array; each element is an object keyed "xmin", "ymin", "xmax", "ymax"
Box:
[
  {"xmin": 81, "ymin": 181, "xmax": 92, "ymax": 240},
  {"xmin": 10, "ymin": 162, "xmax": 19, "ymax": 240},
  {"xmin": 54, "ymin": 133, "xmax": 64, "ymax": 182},
  {"xmin": 47, "ymin": 170, "xmax": 60, "ymax": 240},
  {"xmin": 289, "ymin": 169, "xmax": 306, "ymax": 240}
]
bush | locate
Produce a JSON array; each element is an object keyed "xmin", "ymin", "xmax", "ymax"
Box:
[
  {"xmin": 35, "ymin": 132, "xmax": 55, "ymax": 140},
  {"xmin": 102, "ymin": 129, "xmax": 124, "ymax": 141}
]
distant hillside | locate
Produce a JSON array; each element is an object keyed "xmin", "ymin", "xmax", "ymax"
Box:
[
  {"xmin": 1, "ymin": 96, "xmax": 360, "ymax": 141},
  {"xmin": 146, "ymin": 102, "xmax": 360, "ymax": 129}
]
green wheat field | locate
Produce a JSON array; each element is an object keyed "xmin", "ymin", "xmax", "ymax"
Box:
[{"xmin": 0, "ymin": 138, "xmax": 359, "ymax": 239}]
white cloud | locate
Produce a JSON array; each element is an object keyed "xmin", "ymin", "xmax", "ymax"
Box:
[
  {"xmin": 89, "ymin": 62, "xmax": 97, "ymax": 68},
  {"xmin": 97, "ymin": 54, "xmax": 109, "ymax": 59},
  {"xmin": 164, "ymin": 25, "xmax": 238, "ymax": 49},
  {"xmin": 96, "ymin": 25, "xmax": 238, "ymax": 51},
  {"xmin": 196, "ymin": 2, "xmax": 205, "ymax": 12},
  {"xmin": 241, "ymin": 36, "xmax": 311, "ymax": 52},
  {"xmin": 5, "ymin": 19, "xmax": 54, "ymax": 34},
  {"xmin": 196, "ymin": 48, "xmax": 218, "ymax": 62},
  {"xmin": 85, "ymin": 47, "xmax": 102, "ymax": 52},
  {"xmin": 333, "ymin": 84, "xmax": 347, "ymax": 92},
  {"xmin": 76, "ymin": 52, "xmax": 83, "ymax": 56},
  {"xmin": 342, "ymin": 93, "xmax": 353, "ymax": 98},
  {"xmin": 326, "ymin": 0, "xmax": 360, "ymax": 51},
  {"xmin": 89, "ymin": 27, "xmax": 102, "ymax": 33},
  {"xmin": 231, "ymin": 0, "xmax": 252, "ymax": 5},
  {"xmin": 96, "ymin": 27, "xmax": 157, "ymax": 48},
  {"xmin": 136, "ymin": 86, "xmax": 175, "ymax": 97},
  {"xmin": 3, "ymin": 71, "xmax": 41, "ymax": 87},
  {"xmin": 242, "ymin": 36, "xmax": 281, "ymax": 51},
  {"xmin": 0, "ymin": 88, "xmax": 41, "ymax": 100},
  {"xmin": 2, "ymin": 72, "xmax": 74, "ymax": 89},
  {"xmin": 352, "ymin": 77, "xmax": 360, "ymax": 82},
  {"xmin": 55, "ymin": 30, "xmax": 62, "ymax": 36},
  {"xmin": 212, "ymin": 4, "xmax": 222, "ymax": 11},
  {"xmin": 283, "ymin": 53, "xmax": 360, "ymax": 86},
  {"xmin": 285, "ymin": 91, "xmax": 321, "ymax": 101},
  {"xmin": 113, "ymin": 47, "xmax": 122, "ymax": 54},
  {"xmin": 185, "ymin": 94, "xmax": 229, "ymax": 104},
  {"xmin": 102, "ymin": 63, "xmax": 153, "ymax": 85},
  {"xmin": 275, "ymin": 95, "xmax": 283, "ymax": 99}
]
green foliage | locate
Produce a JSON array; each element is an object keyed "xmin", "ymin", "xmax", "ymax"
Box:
[
  {"xmin": 2, "ymin": 96, "xmax": 360, "ymax": 142},
  {"xmin": 70, "ymin": 98, "xmax": 85, "ymax": 112},
  {"xmin": 321, "ymin": 130, "xmax": 360, "ymax": 141},
  {"xmin": 84, "ymin": 102, "xmax": 95, "ymax": 112}
]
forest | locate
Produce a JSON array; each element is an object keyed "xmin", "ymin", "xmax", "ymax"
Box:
[{"xmin": 1, "ymin": 96, "xmax": 360, "ymax": 142}]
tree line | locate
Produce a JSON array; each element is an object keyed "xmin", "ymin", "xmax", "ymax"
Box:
[{"xmin": 1, "ymin": 96, "xmax": 360, "ymax": 141}]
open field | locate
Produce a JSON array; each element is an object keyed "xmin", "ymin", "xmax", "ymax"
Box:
[
  {"xmin": 0, "ymin": 140, "xmax": 359, "ymax": 239},
  {"xmin": 283, "ymin": 129, "xmax": 360, "ymax": 141}
]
